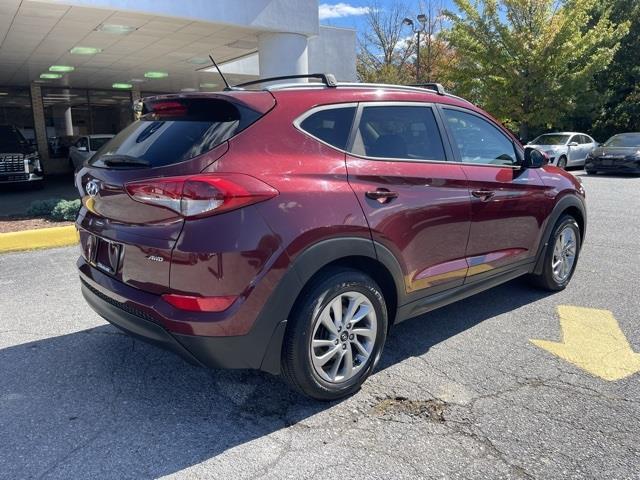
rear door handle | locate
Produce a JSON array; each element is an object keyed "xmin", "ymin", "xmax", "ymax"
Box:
[
  {"xmin": 471, "ymin": 189, "xmax": 495, "ymax": 201},
  {"xmin": 365, "ymin": 188, "xmax": 398, "ymax": 204}
]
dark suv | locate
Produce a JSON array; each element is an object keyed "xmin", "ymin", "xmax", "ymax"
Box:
[{"xmin": 76, "ymin": 75, "xmax": 586, "ymax": 400}]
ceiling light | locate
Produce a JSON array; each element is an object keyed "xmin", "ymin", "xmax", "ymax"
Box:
[
  {"xmin": 226, "ymin": 40, "xmax": 258, "ymax": 50},
  {"xmin": 49, "ymin": 65, "xmax": 75, "ymax": 72},
  {"xmin": 96, "ymin": 24, "xmax": 137, "ymax": 34},
  {"xmin": 199, "ymin": 83, "xmax": 218, "ymax": 88},
  {"xmin": 112, "ymin": 83, "xmax": 133, "ymax": 89},
  {"xmin": 40, "ymin": 73, "xmax": 63, "ymax": 79},
  {"xmin": 144, "ymin": 71, "xmax": 169, "ymax": 79},
  {"xmin": 130, "ymin": 78, "xmax": 146, "ymax": 83},
  {"xmin": 0, "ymin": 92, "xmax": 8, "ymax": 96},
  {"xmin": 189, "ymin": 57, "xmax": 209, "ymax": 65},
  {"xmin": 70, "ymin": 46, "xmax": 102, "ymax": 55},
  {"xmin": 180, "ymin": 88, "xmax": 198, "ymax": 92}
]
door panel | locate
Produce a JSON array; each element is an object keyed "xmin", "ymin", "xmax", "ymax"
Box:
[
  {"xmin": 347, "ymin": 157, "xmax": 472, "ymax": 293},
  {"xmin": 461, "ymin": 165, "xmax": 551, "ymax": 275},
  {"xmin": 439, "ymin": 106, "xmax": 552, "ymax": 278},
  {"xmin": 347, "ymin": 103, "xmax": 472, "ymax": 295}
]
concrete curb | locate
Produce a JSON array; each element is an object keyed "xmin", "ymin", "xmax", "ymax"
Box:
[{"xmin": 0, "ymin": 225, "xmax": 79, "ymax": 253}]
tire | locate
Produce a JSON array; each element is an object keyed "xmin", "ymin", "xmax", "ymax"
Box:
[
  {"xmin": 585, "ymin": 168, "xmax": 596, "ymax": 175},
  {"xmin": 529, "ymin": 214, "xmax": 581, "ymax": 291},
  {"xmin": 557, "ymin": 156, "xmax": 568, "ymax": 169},
  {"xmin": 281, "ymin": 267, "xmax": 388, "ymax": 401}
]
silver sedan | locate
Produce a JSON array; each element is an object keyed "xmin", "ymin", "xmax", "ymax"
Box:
[{"xmin": 527, "ymin": 132, "xmax": 598, "ymax": 169}]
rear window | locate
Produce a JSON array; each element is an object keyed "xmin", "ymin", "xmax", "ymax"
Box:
[
  {"xmin": 90, "ymin": 98, "xmax": 262, "ymax": 168},
  {"xmin": 299, "ymin": 106, "xmax": 356, "ymax": 150},
  {"xmin": 89, "ymin": 137, "xmax": 111, "ymax": 152}
]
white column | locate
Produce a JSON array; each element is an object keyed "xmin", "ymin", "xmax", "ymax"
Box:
[
  {"xmin": 258, "ymin": 32, "xmax": 309, "ymax": 79},
  {"xmin": 64, "ymin": 107, "xmax": 74, "ymax": 136}
]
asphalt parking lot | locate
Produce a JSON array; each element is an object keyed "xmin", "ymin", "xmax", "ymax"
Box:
[{"xmin": 1, "ymin": 170, "xmax": 639, "ymax": 479}]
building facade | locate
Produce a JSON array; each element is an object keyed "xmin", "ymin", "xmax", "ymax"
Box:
[{"xmin": 0, "ymin": 0, "xmax": 356, "ymax": 173}]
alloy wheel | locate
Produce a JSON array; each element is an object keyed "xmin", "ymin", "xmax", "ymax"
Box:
[
  {"xmin": 551, "ymin": 226, "xmax": 577, "ymax": 283},
  {"xmin": 310, "ymin": 291, "xmax": 377, "ymax": 383}
]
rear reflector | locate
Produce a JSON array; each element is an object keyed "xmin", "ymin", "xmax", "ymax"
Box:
[
  {"xmin": 162, "ymin": 293, "xmax": 237, "ymax": 312},
  {"xmin": 125, "ymin": 173, "xmax": 278, "ymax": 218}
]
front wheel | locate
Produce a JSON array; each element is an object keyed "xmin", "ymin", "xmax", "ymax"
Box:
[
  {"xmin": 557, "ymin": 156, "xmax": 568, "ymax": 169},
  {"xmin": 281, "ymin": 268, "xmax": 388, "ymax": 401},
  {"xmin": 529, "ymin": 214, "xmax": 581, "ymax": 291}
]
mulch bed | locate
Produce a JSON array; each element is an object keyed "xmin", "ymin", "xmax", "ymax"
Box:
[{"xmin": 0, "ymin": 217, "xmax": 74, "ymax": 234}]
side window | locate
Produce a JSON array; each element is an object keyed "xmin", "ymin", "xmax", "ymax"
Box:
[
  {"xmin": 580, "ymin": 135, "xmax": 591, "ymax": 144},
  {"xmin": 351, "ymin": 105, "xmax": 446, "ymax": 161},
  {"xmin": 569, "ymin": 135, "xmax": 580, "ymax": 145},
  {"xmin": 442, "ymin": 109, "xmax": 516, "ymax": 166},
  {"xmin": 299, "ymin": 106, "xmax": 356, "ymax": 151},
  {"xmin": 77, "ymin": 138, "xmax": 88, "ymax": 149}
]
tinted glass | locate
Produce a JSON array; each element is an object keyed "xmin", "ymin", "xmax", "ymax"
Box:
[
  {"xmin": 352, "ymin": 105, "xmax": 445, "ymax": 160},
  {"xmin": 531, "ymin": 134, "xmax": 570, "ymax": 145},
  {"xmin": 90, "ymin": 98, "xmax": 261, "ymax": 168},
  {"xmin": 604, "ymin": 133, "xmax": 640, "ymax": 148},
  {"xmin": 89, "ymin": 137, "xmax": 111, "ymax": 151},
  {"xmin": 0, "ymin": 125, "xmax": 27, "ymax": 151},
  {"xmin": 579, "ymin": 135, "xmax": 591, "ymax": 144},
  {"xmin": 299, "ymin": 107, "xmax": 356, "ymax": 150},
  {"xmin": 443, "ymin": 109, "xmax": 515, "ymax": 165}
]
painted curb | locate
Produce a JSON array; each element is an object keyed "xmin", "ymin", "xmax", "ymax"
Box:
[{"xmin": 0, "ymin": 225, "xmax": 79, "ymax": 253}]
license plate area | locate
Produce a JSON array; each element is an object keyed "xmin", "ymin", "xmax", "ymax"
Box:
[{"xmin": 86, "ymin": 234, "xmax": 122, "ymax": 275}]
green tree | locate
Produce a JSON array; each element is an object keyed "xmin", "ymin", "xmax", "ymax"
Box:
[
  {"xmin": 442, "ymin": 0, "xmax": 628, "ymax": 140},
  {"xmin": 592, "ymin": 0, "xmax": 640, "ymax": 139}
]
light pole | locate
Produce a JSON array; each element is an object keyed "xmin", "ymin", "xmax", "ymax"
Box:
[{"xmin": 403, "ymin": 14, "xmax": 427, "ymax": 83}]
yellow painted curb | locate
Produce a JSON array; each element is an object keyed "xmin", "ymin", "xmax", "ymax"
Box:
[{"xmin": 0, "ymin": 225, "xmax": 79, "ymax": 253}]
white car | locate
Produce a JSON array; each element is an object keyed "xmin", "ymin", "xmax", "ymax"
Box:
[
  {"xmin": 69, "ymin": 134, "xmax": 114, "ymax": 171},
  {"xmin": 527, "ymin": 132, "xmax": 598, "ymax": 169}
]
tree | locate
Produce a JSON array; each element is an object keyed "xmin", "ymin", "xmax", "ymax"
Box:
[
  {"xmin": 442, "ymin": 0, "xmax": 628, "ymax": 140},
  {"xmin": 592, "ymin": 0, "xmax": 640, "ymax": 139},
  {"xmin": 357, "ymin": 2, "xmax": 416, "ymax": 84}
]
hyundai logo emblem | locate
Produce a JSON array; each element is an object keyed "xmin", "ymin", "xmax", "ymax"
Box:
[{"xmin": 86, "ymin": 180, "xmax": 100, "ymax": 197}]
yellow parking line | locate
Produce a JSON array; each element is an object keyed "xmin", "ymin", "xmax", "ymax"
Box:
[{"xmin": 0, "ymin": 225, "xmax": 79, "ymax": 253}]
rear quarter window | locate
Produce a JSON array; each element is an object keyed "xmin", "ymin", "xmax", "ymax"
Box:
[
  {"xmin": 90, "ymin": 98, "xmax": 262, "ymax": 168},
  {"xmin": 298, "ymin": 106, "xmax": 356, "ymax": 150}
]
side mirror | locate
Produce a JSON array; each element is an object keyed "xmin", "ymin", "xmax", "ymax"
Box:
[
  {"xmin": 567, "ymin": 142, "xmax": 578, "ymax": 147},
  {"xmin": 523, "ymin": 147, "xmax": 547, "ymax": 169}
]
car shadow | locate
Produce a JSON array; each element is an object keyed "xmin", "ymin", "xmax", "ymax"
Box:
[
  {"xmin": 574, "ymin": 172, "xmax": 640, "ymax": 179},
  {"xmin": 0, "ymin": 278, "xmax": 552, "ymax": 478}
]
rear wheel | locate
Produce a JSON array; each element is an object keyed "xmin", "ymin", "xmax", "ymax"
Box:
[
  {"xmin": 585, "ymin": 168, "xmax": 596, "ymax": 175},
  {"xmin": 530, "ymin": 214, "xmax": 581, "ymax": 291},
  {"xmin": 281, "ymin": 268, "xmax": 388, "ymax": 401}
]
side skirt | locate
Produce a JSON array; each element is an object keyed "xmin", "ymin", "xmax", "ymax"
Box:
[{"xmin": 395, "ymin": 262, "xmax": 534, "ymax": 323}]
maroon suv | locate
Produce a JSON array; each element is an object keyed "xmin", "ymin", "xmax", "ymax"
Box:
[{"xmin": 76, "ymin": 75, "xmax": 586, "ymax": 400}]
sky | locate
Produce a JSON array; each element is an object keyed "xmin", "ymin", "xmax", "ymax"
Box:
[{"xmin": 318, "ymin": 1, "xmax": 459, "ymax": 33}]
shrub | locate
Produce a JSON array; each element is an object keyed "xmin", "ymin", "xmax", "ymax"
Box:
[
  {"xmin": 50, "ymin": 199, "xmax": 81, "ymax": 221},
  {"xmin": 27, "ymin": 198, "xmax": 81, "ymax": 221},
  {"xmin": 27, "ymin": 198, "xmax": 62, "ymax": 217}
]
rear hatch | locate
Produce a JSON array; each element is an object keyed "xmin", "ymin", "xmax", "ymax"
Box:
[{"xmin": 76, "ymin": 92, "xmax": 275, "ymax": 294}]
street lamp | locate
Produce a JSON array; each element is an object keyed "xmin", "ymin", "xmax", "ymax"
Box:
[{"xmin": 402, "ymin": 15, "xmax": 427, "ymax": 83}]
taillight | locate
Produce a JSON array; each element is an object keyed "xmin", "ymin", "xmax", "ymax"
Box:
[
  {"xmin": 125, "ymin": 173, "xmax": 278, "ymax": 218},
  {"xmin": 162, "ymin": 293, "xmax": 237, "ymax": 312}
]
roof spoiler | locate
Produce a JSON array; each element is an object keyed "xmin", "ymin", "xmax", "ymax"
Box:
[{"xmin": 231, "ymin": 73, "xmax": 338, "ymax": 90}]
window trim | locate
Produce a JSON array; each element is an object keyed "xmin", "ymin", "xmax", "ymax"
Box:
[
  {"xmin": 438, "ymin": 105, "xmax": 522, "ymax": 170},
  {"xmin": 293, "ymin": 102, "xmax": 359, "ymax": 153}
]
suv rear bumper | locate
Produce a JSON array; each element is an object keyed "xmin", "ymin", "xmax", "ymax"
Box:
[{"xmin": 78, "ymin": 258, "xmax": 287, "ymax": 373}]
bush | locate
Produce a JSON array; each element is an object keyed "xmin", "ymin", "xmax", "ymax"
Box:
[
  {"xmin": 27, "ymin": 198, "xmax": 81, "ymax": 221},
  {"xmin": 27, "ymin": 198, "xmax": 62, "ymax": 217},
  {"xmin": 50, "ymin": 199, "xmax": 81, "ymax": 221}
]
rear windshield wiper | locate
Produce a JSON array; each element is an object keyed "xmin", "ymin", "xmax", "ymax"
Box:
[{"xmin": 100, "ymin": 155, "xmax": 151, "ymax": 168}]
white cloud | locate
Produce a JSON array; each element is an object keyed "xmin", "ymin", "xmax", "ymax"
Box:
[{"xmin": 319, "ymin": 3, "xmax": 372, "ymax": 20}]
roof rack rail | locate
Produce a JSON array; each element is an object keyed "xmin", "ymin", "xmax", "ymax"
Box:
[
  {"xmin": 407, "ymin": 83, "xmax": 446, "ymax": 95},
  {"xmin": 231, "ymin": 73, "xmax": 338, "ymax": 90}
]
